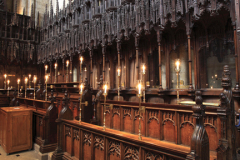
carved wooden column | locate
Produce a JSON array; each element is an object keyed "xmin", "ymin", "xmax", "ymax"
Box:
[
  {"xmin": 186, "ymin": 13, "xmax": 194, "ymax": 91},
  {"xmin": 125, "ymin": 44, "xmax": 129, "ymax": 89},
  {"xmin": 102, "ymin": 46, "xmax": 106, "ymax": 82},
  {"xmin": 62, "ymin": 58, "xmax": 65, "ymax": 82},
  {"xmin": 135, "ymin": 35, "xmax": 140, "ymax": 80},
  {"xmin": 187, "ymin": 34, "xmax": 193, "ymax": 90},
  {"xmin": 186, "ymin": 90, "xmax": 209, "ymax": 160},
  {"xmin": 50, "ymin": 62, "xmax": 52, "ymax": 83},
  {"xmin": 157, "ymin": 30, "xmax": 163, "ymax": 90},
  {"xmin": 234, "ymin": 25, "xmax": 239, "ymax": 90},
  {"xmin": 117, "ymin": 41, "xmax": 121, "ymax": 70},
  {"xmin": 217, "ymin": 65, "xmax": 236, "ymax": 160},
  {"xmin": 90, "ymin": 49, "xmax": 93, "ymax": 89},
  {"xmin": 70, "ymin": 56, "xmax": 73, "ymax": 82}
]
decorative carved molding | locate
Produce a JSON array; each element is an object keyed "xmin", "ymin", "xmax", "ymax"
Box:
[
  {"xmin": 94, "ymin": 136, "xmax": 104, "ymax": 150},
  {"xmin": 180, "ymin": 121, "xmax": 194, "ymax": 129},
  {"xmin": 124, "ymin": 145, "xmax": 139, "ymax": 160},
  {"xmin": 145, "ymin": 152, "xmax": 163, "ymax": 160},
  {"xmin": 83, "ymin": 132, "xmax": 91, "ymax": 146},
  {"xmin": 109, "ymin": 141, "xmax": 120, "ymax": 157}
]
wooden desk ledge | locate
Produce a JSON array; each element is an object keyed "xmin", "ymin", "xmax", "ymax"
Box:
[{"xmin": 62, "ymin": 120, "xmax": 217, "ymax": 160}]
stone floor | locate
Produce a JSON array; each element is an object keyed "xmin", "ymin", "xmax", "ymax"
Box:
[{"xmin": 0, "ymin": 146, "xmax": 39, "ymax": 160}]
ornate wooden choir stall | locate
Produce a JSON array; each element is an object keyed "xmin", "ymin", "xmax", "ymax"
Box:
[{"xmin": 0, "ymin": 0, "xmax": 240, "ymax": 159}]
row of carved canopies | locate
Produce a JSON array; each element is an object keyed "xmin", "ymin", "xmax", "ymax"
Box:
[{"xmin": 37, "ymin": 0, "xmax": 234, "ymax": 63}]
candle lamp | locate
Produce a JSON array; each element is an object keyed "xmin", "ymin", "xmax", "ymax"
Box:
[
  {"xmin": 79, "ymin": 83, "xmax": 84, "ymax": 124},
  {"xmin": 4, "ymin": 74, "xmax": 7, "ymax": 89},
  {"xmin": 117, "ymin": 68, "xmax": 121, "ymax": 101},
  {"xmin": 103, "ymin": 81, "xmax": 108, "ymax": 131},
  {"xmin": 80, "ymin": 56, "xmax": 83, "ymax": 83},
  {"xmin": 33, "ymin": 76, "xmax": 37, "ymax": 99},
  {"xmin": 54, "ymin": 63, "xmax": 58, "ymax": 83},
  {"xmin": 29, "ymin": 74, "xmax": 31, "ymax": 88},
  {"xmin": 66, "ymin": 60, "xmax": 69, "ymax": 83},
  {"xmin": 141, "ymin": 63, "xmax": 146, "ymax": 103},
  {"xmin": 137, "ymin": 80, "xmax": 143, "ymax": 140},
  {"xmin": 45, "ymin": 65, "xmax": 48, "ymax": 75},
  {"xmin": 17, "ymin": 79, "xmax": 20, "ymax": 97},
  {"xmin": 25, "ymin": 78, "xmax": 28, "ymax": 98},
  {"xmin": 45, "ymin": 75, "xmax": 48, "ymax": 101},
  {"xmin": 7, "ymin": 80, "xmax": 10, "ymax": 96},
  {"xmin": 175, "ymin": 59, "xmax": 181, "ymax": 104}
]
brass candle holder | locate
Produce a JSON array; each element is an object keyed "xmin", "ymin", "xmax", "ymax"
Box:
[
  {"xmin": 66, "ymin": 60, "xmax": 69, "ymax": 83},
  {"xmin": 54, "ymin": 63, "xmax": 58, "ymax": 83},
  {"xmin": 33, "ymin": 76, "xmax": 37, "ymax": 99},
  {"xmin": 137, "ymin": 80, "xmax": 143, "ymax": 140},
  {"xmin": 175, "ymin": 59, "xmax": 181, "ymax": 104},
  {"xmin": 4, "ymin": 74, "xmax": 7, "ymax": 89},
  {"xmin": 103, "ymin": 82, "xmax": 108, "ymax": 131},
  {"xmin": 17, "ymin": 79, "xmax": 20, "ymax": 97},
  {"xmin": 117, "ymin": 68, "xmax": 121, "ymax": 101},
  {"xmin": 79, "ymin": 83, "xmax": 84, "ymax": 124},
  {"xmin": 142, "ymin": 64, "xmax": 146, "ymax": 103},
  {"xmin": 7, "ymin": 80, "xmax": 10, "ymax": 96},
  {"xmin": 25, "ymin": 77, "xmax": 28, "ymax": 98},
  {"xmin": 45, "ymin": 75, "xmax": 48, "ymax": 101}
]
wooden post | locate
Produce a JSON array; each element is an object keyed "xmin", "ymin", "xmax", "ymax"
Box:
[
  {"xmin": 234, "ymin": 25, "xmax": 239, "ymax": 90},
  {"xmin": 62, "ymin": 58, "xmax": 65, "ymax": 82},
  {"xmin": 135, "ymin": 35, "xmax": 140, "ymax": 81},
  {"xmin": 102, "ymin": 46, "xmax": 106, "ymax": 82},
  {"xmin": 216, "ymin": 65, "xmax": 237, "ymax": 160},
  {"xmin": 186, "ymin": 90, "xmax": 209, "ymax": 160},
  {"xmin": 50, "ymin": 62, "xmax": 52, "ymax": 83},
  {"xmin": 157, "ymin": 30, "xmax": 162, "ymax": 90},
  {"xmin": 187, "ymin": 35, "xmax": 193, "ymax": 90},
  {"xmin": 70, "ymin": 56, "xmax": 73, "ymax": 82},
  {"xmin": 90, "ymin": 49, "xmax": 93, "ymax": 89}
]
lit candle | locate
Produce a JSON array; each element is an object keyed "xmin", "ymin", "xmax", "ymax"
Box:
[
  {"xmin": 7, "ymin": 80, "xmax": 10, "ymax": 85},
  {"xmin": 17, "ymin": 79, "xmax": 20, "ymax": 84},
  {"xmin": 54, "ymin": 63, "xmax": 58, "ymax": 69},
  {"xmin": 29, "ymin": 74, "xmax": 31, "ymax": 79},
  {"xmin": 34, "ymin": 76, "xmax": 37, "ymax": 83},
  {"xmin": 215, "ymin": 74, "xmax": 217, "ymax": 78},
  {"xmin": 176, "ymin": 60, "xmax": 180, "ymax": 70},
  {"xmin": 4, "ymin": 74, "xmax": 7, "ymax": 79},
  {"xmin": 138, "ymin": 83, "xmax": 141, "ymax": 95},
  {"xmin": 25, "ymin": 78, "xmax": 28, "ymax": 84},
  {"xmin": 117, "ymin": 68, "xmax": 120, "ymax": 76},
  {"xmin": 45, "ymin": 75, "xmax": 48, "ymax": 82},
  {"xmin": 104, "ymin": 84, "xmax": 107, "ymax": 94},
  {"xmin": 45, "ymin": 65, "xmax": 48, "ymax": 71},
  {"xmin": 80, "ymin": 56, "xmax": 83, "ymax": 64},
  {"xmin": 84, "ymin": 67, "xmax": 87, "ymax": 71},
  {"xmin": 142, "ymin": 65, "xmax": 146, "ymax": 74},
  {"xmin": 66, "ymin": 60, "xmax": 69, "ymax": 67},
  {"xmin": 80, "ymin": 84, "xmax": 83, "ymax": 94}
]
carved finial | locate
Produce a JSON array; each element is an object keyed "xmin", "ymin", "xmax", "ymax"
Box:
[
  {"xmin": 63, "ymin": 0, "xmax": 66, "ymax": 11},
  {"xmin": 14, "ymin": 0, "xmax": 18, "ymax": 13},
  {"xmin": 50, "ymin": 0, "xmax": 53, "ymax": 22},
  {"xmin": 23, "ymin": 8, "xmax": 25, "ymax": 15},
  {"xmin": 62, "ymin": 90, "xmax": 69, "ymax": 107},
  {"xmin": 56, "ymin": 0, "xmax": 59, "ymax": 17},
  {"xmin": 37, "ymin": 12, "xmax": 40, "ymax": 28}
]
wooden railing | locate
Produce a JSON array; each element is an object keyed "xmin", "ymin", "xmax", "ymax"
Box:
[{"xmin": 100, "ymin": 100, "xmax": 219, "ymax": 152}]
